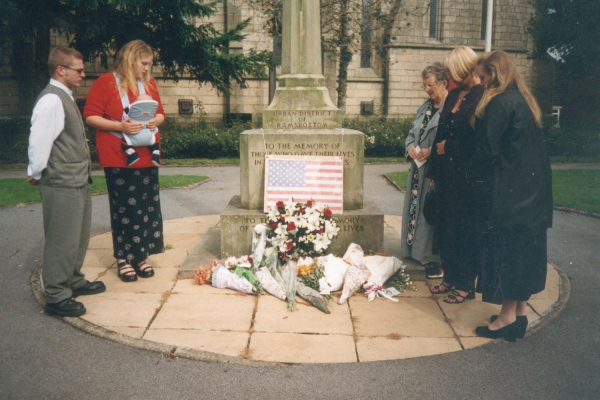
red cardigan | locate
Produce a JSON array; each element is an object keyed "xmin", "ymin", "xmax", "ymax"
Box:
[{"xmin": 83, "ymin": 73, "xmax": 166, "ymax": 168}]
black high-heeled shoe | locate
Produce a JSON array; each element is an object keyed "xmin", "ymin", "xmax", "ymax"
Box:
[
  {"xmin": 475, "ymin": 320, "xmax": 519, "ymax": 342},
  {"xmin": 490, "ymin": 315, "xmax": 528, "ymax": 338}
]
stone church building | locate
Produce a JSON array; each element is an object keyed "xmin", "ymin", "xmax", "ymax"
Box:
[{"xmin": 0, "ymin": 0, "xmax": 545, "ymax": 121}]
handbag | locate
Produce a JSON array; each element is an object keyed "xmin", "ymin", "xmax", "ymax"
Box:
[{"xmin": 423, "ymin": 184, "xmax": 438, "ymax": 226}]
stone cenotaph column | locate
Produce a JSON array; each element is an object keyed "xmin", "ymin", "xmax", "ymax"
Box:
[{"xmin": 220, "ymin": 0, "xmax": 384, "ymax": 258}]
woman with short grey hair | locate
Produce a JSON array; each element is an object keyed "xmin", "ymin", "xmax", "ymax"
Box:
[{"xmin": 400, "ymin": 62, "xmax": 448, "ymax": 278}]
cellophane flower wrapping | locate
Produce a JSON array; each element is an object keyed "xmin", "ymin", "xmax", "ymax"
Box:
[
  {"xmin": 338, "ymin": 262, "xmax": 371, "ymax": 304},
  {"xmin": 233, "ymin": 266, "xmax": 265, "ymax": 294},
  {"xmin": 362, "ymin": 256, "xmax": 405, "ymax": 301},
  {"xmin": 363, "ymin": 256, "xmax": 404, "ymax": 286},
  {"xmin": 280, "ymin": 260, "xmax": 298, "ymax": 311},
  {"xmin": 296, "ymin": 280, "xmax": 330, "ymax": 314},
  {"xmin": 256, "ymin": 267, "xmax": 286, "ymax": 300},
  {"xmin": 211, "ymin": 264, "xmax": 254, "ymax": 295},
  {"xmin": 317, "ymin": 254, "xmax": 349, "ymax": 294}
]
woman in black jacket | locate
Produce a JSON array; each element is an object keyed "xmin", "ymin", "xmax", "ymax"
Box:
[
  {"xmin": 472, "ymin": 50, "xmax": 553, "ymax": 341},
  {"xmin": 427, "ymin": 46, "xmax": 485, "ymax": 304}
]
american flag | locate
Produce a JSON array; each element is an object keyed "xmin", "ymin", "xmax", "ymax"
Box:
[{"xmin": 264, "ymin": 155, "xmax": 344, "ymax": 213}]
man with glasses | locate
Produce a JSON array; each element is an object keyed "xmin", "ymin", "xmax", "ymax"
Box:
[{"xmin": 27, "ymin": 46, "xmax": 105, "ymax": 317}]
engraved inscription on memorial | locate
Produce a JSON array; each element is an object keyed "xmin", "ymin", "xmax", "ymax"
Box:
[{"xmin": 250, "ymin": 142, "xmax": 356, "ymax": 166}]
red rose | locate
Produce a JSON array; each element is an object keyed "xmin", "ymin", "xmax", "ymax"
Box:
[
  {"xmin": 319, "ymin": 228, "xmax": 323, "ymax": 234},
  {"xmin": 324, "ymin": 208, "xmax": 333, "ymax": 218},
  {"xmin": 286, "ymin": 241, "xmax": 294, "ymax": 250},
  {"xmin": 307, "ymin": 200, "xmax": 313, "ymax": 207},
  {"xmin": 276, "ymin": 201, "xmax": 284, "ymax": 208},
  {"xmin": 281, "ymin": 252, "xmax": 288, "ymax": 259},
  {"xmin": 248, "ymin": 256, "xmax": 254, "ymax": 265},
  {"xmin": 287, "ymin": 222, "xmax": 296, "ymax": 231},
  {"xmin": 280, "ymin": 215, "xmax": 285, "ymax": 221},
  {"xmin": 270, "ymin": 221, "xmax": 277, "ymax": 229}
]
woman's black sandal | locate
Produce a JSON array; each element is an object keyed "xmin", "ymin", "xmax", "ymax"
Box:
[
  {"xmin": 134, "ymin": 261, "xmax": 155, "ymax": 278},
  {"xmin": 443, "ymin": 289, "xmax": 475, "ymax": 304},
  {"xmin": 429, "ymin": 281, "xmax": 452, "ymax": 295},
  {"xmin": 117, "ymin": 261, "xmax": 138, "ymax": 282}
]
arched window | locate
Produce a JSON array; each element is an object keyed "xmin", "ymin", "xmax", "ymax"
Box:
[{"xmin": 429, "ymin": 0, "xmax": 442, "ymax": 40}]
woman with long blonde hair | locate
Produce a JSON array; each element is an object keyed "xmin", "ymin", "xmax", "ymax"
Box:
[
  {"xmin": 472, "ymin": 50, "xmax": 552, "ymax": 341},
  {"xmin": 426, "ymin": 46, "xmax": 485, "ymax": 304},
  {"xmin": 84, "ymin": 40, "xmax": 166, "ymax": 282}
]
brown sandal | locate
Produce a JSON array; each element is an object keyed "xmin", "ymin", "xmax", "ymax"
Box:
[
  {"xmin": 429, "ymin": 281, "xmax": 451, "ymax": 295},
  {"xmin": 443, "ymin": 289, "xmax": 475, "ymax": 304}
]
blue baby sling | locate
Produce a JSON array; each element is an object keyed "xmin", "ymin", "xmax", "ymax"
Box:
[{"xmin": 109, "ymin": 73, "xmax": 158, "ymax": 147}]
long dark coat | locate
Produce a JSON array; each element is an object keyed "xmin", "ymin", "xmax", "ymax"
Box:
[
  {"xmin": 470, "ymin": 88, "xmax": 553, "ymax": 303},
  {"xmin": 426, "ymin": 86, "xmax": 485, "ymax": 272}
]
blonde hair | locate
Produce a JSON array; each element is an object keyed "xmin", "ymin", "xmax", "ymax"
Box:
[
  {"xmin": 48, "ymin": 47, "xmax": 83, "ymax": 77},
  {"xmin": 444, "ymin": 46, "xmax": 478, "ymax": 84},
  {"xmin": 113, "ymin": 40, "xmax": 154, "ymax": 96},
  {"xmin": 475, "ymin": 50, "xmax": 542, "ymax": 127}
]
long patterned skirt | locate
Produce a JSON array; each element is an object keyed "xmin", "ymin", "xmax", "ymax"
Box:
[{"xmin": 104, "ymin": 167, "xmax": 164, "ymax": 263}]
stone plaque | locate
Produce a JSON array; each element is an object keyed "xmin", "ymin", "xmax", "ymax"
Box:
[{"xmin": 240, "ymin": 128, "xmax": 364, "ymax": 211}]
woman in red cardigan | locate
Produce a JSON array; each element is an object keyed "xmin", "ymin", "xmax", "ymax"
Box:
[{"xmin": 84, "ymin": 40, "xmax": 166, "ymax": 282}]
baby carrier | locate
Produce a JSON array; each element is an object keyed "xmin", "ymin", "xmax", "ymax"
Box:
[{"xmin": 109, "ymin": 73, "xmax": 158, "ymax": 147}]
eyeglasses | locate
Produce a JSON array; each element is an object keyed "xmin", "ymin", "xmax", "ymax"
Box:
[
  {"xmin": 60, "ymin": 65, "xmax": 85, "ymax": 75},
  {"xmin": 422, "ymin": 82, "xmax": 442, "ymax": 90}
]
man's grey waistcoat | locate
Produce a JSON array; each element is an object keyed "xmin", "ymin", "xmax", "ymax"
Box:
[{"xmin": 35, "ymin": 84, "xmax": 91, "ymax": 188}]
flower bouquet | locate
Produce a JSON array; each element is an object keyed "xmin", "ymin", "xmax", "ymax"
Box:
[
  {"xmin": 224, "ymin": 255, "xmax": 264, "ymax": 294},
  {"xmin": 259, "ymin": 199, "xmax": 340, "ymax": 310},
  {"xmin": 264, "ymin": 199, "xmax": 340, "ymax": 264},
  {"xmin": 194, "ymin": 259, "xmax": 219, "ymax": 285}
]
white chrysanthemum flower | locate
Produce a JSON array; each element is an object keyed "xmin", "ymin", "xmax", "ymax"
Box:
[
  {"xmin": 314, "ymin": 202, "xmax": 325, "ymax": 213},
  {"xmin": 314, "ymin": 233, "xmax": 331, "ymax": 252},
  {"xmin": 325, "ymin": 220, "xmax": 340, "ymax": 239}
]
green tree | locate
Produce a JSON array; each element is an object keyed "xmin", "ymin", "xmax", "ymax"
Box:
[
  {"xmin": 0, "ymin": 0, "xmax": 270, "ymax": 113},
  {"xmin": 528, "ymin": 0, "xmax": 600, "ymax": 77}
]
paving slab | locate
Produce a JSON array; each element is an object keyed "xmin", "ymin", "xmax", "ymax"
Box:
[
  {"xmin": 143, "ymin": 329, "xmax": 249, "ymax": 358},
  {"xmin": 350, "ymin": 296, "xmax": 455, "ymax": 338},
  {"xmin": 78, "ymin": 292, "xmax": 163, "ymax": 327},
  {"xmin": 248, "ymin": 332, "xmax": 357, "ymax": 363},
  {"xmin": 356, "ymin": 337, "xmax": 463, "ymax": 361},
  {"xmin": 150, "ymin": 292, "xmax": 255, "ymax": 331},
  {"xmin": 253, "ymin": 295, "xmax": 353, "ymax": 335}
]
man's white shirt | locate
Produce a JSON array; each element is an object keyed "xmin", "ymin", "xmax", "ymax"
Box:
[{"xmin": 27, "ymin": 79, "xmax": 75, "ymax": 180}]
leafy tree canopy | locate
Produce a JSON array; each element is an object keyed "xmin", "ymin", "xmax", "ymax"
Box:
[
  {"xmin": 528, "ymin": 0, "xmax": 600, "ymax": 77},
  {"xmin": 1, "ymin": 0, "xmax": 270, "ymax": 112}
]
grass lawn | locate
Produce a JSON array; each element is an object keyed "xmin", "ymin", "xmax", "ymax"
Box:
[
  {"xmin": 552, "ymin": 170, "xmax": 600, "ymax": 214},
  {"xmin": 0, "ymin": 175, "xmax": 208, "ymax": 208},
  {"xmin": 386, "ymin": 171, "xmax": 409, "ymax": 191},
  {"xmin": 386, "ymin": 169, "xmax": 600, "ymax": 215}
]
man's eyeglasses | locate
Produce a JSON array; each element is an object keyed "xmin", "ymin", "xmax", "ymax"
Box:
[
  {"xmin": 60, "ymin": 65, "xmax": 85, "ymax": 75},
  {"xmin": 422, "ymin": 82, "xmax": 442, "ymax": 90}
]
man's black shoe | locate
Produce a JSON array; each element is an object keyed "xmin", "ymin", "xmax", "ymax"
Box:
[
  {"xmin": 44, "ymin": 298, "xmax": 86, "ymax": 317},
  {"xmin": 71, "ymin": 281, "xmax": 106, "ymax": 297}
]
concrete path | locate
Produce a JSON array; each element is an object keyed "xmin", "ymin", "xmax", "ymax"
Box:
[
  {"xmin": 44, "ymin": 215, "xmax": 563, "ymax": 364},
  {"xmin": 0, "ymin": 164, "xmax": 598, "ymax": 399}
]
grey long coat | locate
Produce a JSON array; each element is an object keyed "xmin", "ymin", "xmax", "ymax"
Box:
[{"xmin": 400, "ymin": 99, "xmax": 443, "ymax": 264}]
